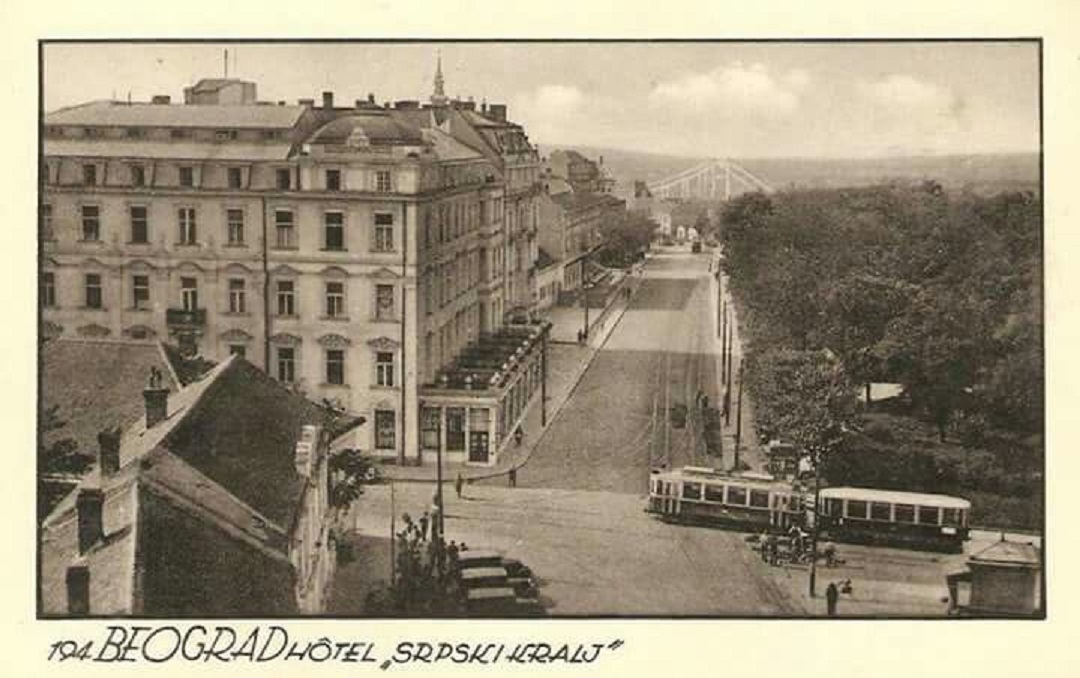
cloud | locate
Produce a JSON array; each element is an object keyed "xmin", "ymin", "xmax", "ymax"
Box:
[
  {"xmin": 648, "ymin": 62, "xmax": 810, "ymax": 116},
  {"xmin": 517, "ymin": 84, "xmax": 584, "ymax": 120},
  {"xmin": 857, "ymin": 74, "xmax": 957, "ymax": 116}
]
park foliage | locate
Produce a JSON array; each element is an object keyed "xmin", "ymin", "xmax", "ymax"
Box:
[{"xmin": 717, "ymin": 183, "xmax": 1042, "ymax": 529}]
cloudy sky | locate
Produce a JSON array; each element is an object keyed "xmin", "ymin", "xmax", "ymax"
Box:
[{"xmin": 44, "ymin": 42, "xmax": 1039, "ymax": 159}]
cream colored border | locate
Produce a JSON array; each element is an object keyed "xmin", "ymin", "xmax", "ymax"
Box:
[{"xmin": 3, "ymin": 1, "xmax": 1078, "ymax": 676}]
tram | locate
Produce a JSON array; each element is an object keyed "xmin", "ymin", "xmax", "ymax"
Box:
[
  {"xmin": 647, "ymin": 466, "xmax": 805, "ymax": 531},
  {"xmin": 817, "ymin": 487, "xmax": 971, "ymax": 552}
]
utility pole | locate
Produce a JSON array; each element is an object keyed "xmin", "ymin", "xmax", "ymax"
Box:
[
  {"xmin": 808, "ymin": 450, "xmax": 822, "ymax": 598},
  {"xmin": 734, "ymin": 360, "xmax": 744, "ymax": 470},
  {"xmin": 720, "ymin": 299, "xmax": 727, "ymax": 381},
  {"xmin": 540, "ymin": 328, "xmax": 548, "ymax": 426},
  {"xmin": 390, "ymin": 481, "xmax": 396, "ymax": 586},
  {"xmin": 724, "ymin": 311, "xmax": 733, "ymax": 426}
]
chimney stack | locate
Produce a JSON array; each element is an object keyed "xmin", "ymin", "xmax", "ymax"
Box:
[
  {"xmin": 488, "ymin": 104, "xmax": 507, "ymax": 122},
  {"xmin": 143, "ymin": 367, "xmax": 169, "ymax": 428},
  {"xmin": 151, "ymin": 95, "xmax": 171, "ymax": 105},
  {"xmin": 298, "ymin": 98, "xmax": 314, "ymax": 108},
  {"xmin": 76, "ymin": 489, "xmax": 105, "ymax": 554},
  {"xmin": 97, "ymin": 426, "xmax": 121, "ymax": 477},
  {"xmin": 368, "ymin": 93, "xmax": 376, "ymax": 104},
  {"xmin": 322, "ymin": 91, "xmax": 334, "ymax": 109}
]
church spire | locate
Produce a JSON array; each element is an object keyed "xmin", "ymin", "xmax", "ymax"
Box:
[{"xmin": 431, "ymin": 51, "xmax": 449, "ymax": 106}]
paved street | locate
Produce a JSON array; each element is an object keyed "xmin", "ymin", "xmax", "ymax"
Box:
[{"xmin": 509, "ymin": 251, "xmax": 722, "ymax": 493}]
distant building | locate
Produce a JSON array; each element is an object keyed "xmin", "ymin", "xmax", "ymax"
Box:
[
  {"xmin": 538, "ymin": 190, "xmax": 625, "ymax": 292},
  {"xmin": 40, "ymin": 355, "xmax": 359, "ymax": 616},
  {"xmin": 533, "ymin": 248, "xmax": 562, "ymax": 311}
]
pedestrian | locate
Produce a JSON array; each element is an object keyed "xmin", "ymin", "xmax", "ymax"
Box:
[
  {"xmin": 826, "ymin": 582, "xmax": 839, "ymax": 617},
  {"xmin": 823, "ymin": 542, "xmax": 837, "ymax": 568},
  {"xmin": 418, "ymin": 511, "xmax": 430, "ymax": 541},
  {"xmin": 508, "ymin": 467, "xmax": 517, "ymax": 488},
  {"xmin": 514, "ymin": 425, "xmax": 524, "ymax": 447},
  {"xmin": 759, "ymin": 531, "xmax": 769, "ymax": 562},
  {"xmin": 455, "ymin": 472, "xmax": 464, "ymax": 500}
]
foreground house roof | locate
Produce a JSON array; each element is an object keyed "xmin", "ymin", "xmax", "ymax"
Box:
[{"xmin": 46, "ymin": 100, "xmax": 307, "ymax": 129}]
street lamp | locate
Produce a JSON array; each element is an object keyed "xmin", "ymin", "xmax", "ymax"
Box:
[{"xmin": 808, "ymin": 448, "xmax": 823, "ymax": 598}]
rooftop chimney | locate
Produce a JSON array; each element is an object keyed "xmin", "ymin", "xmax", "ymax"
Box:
[
  {"xmin": 488, "ymin": 104, "xmax": 507, "ymax": 122},
  {"xmin": 143, "ymin": 367, "xmax": 169, "ymax": 428},
  {"xmin": 394, "ymin": 100, "xmax": 420, "ymax": 110},
  {"xmin": 151, "ymin": 95, "xmax": 171, "ymax": 105},
  {"xmin": 322, "ymin": 91, "xmax": 334, "ymax": 109},
  {"xmin": 368, "ymin": 93, "xmax": 376, "ymax": 104},
  {"xmin": 97, "ymin": 426, "xmax": 121, "ymax": 477},
  {"xmin": 76, "ymin": 489, "xmax": 104, "ymax": 554},
  {"xmin": 298, "ymin": 98, "xmax": 315, "ymax": 108}
]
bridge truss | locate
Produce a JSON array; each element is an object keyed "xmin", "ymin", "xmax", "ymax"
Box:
[{"xmin": 647, "ymin": 159, "xmax": 774, "ymax": 201}]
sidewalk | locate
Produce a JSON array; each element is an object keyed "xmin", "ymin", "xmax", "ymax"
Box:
[
  {"xmin": 710, "ymin": 249, "xmax": 766, "ymax": 472},
  {"xmin": 382, "ymin": 271, "xmax": 639, "ymax": 484}
]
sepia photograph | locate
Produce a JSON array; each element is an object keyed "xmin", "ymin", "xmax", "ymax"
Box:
[{"xmin": 37, "ymin": 40, "xmax": 1043, "ymax": 619}]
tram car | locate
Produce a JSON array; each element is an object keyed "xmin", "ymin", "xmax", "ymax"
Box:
[
  {"xmin": 647, "ymin": 466, "xmax": 805, "ymax": 531},
  {"xmin": 817, "ymin": 487, "xmax": 971, "ymax": 552}
]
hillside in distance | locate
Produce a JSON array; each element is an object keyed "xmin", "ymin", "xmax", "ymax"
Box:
[{"xmin": 555, "ymin": 145, "xmax": 1039, "ymax": 196}]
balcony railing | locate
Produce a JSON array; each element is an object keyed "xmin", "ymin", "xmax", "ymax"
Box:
[{"xmin": 166, "ymin": 308, "xmax": 207, "ymax": 327}]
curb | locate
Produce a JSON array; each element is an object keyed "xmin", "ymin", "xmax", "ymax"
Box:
[{"xmin": 384, "ymin": 279, "xmax": 638, "ymax": 485}]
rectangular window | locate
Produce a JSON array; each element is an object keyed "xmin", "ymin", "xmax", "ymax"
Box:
[
  {"xmin": 82, "ymin": 164, "xmax": 97, "ymax": 186},
  {"xmin": 170, "ymin": 129, "xmax": 190, "ymax": 140},
  {"xmin": 276, "ymin": 347, "xmax": 295, "ymax": 383},
  {"xmin": 66, "ymin": 566, "xmax": 90, "ymax": 616},
  {"xmin": 324, "ymin": 212, "xmax": 345, "ymax": 250},
  {"xmin": 374, "ymin": 213, "xmax": 394, "ymax": 252},
  {"xmin": 228, "ymin": 278, "xmax": 246, "ymax": 314},
  {"xmin": 276, "ymin": 168, "xmax": 291, "ymax": 190},
  {"xmin": 325, "ymin": 169, "xmax": 341, "ymax": 191},
  {"xmin": 226, "ymin": 209, "xmax": 245, "ymax": 245},
  {"xmin": 81, "ymin": 205, "xmax": 100, "ymax": 241},
  {"xmin": 180, "ymin": 277, "xmax": 198, "ymax": 311},
  {"xmin": 129, "ymin": 206, "xmax": 149, "ymax": 244},
  {"xmin": 375, "ymin": 170, "xmax": 392, "ymax": 192},
  {"xmin": 325, "ymin": 281, "xmax": 345, "ymax": 318},
  {"xmin": 375, "ymin": 284, "xmax": 395, "ymax": 320},
  {"xmin": 682, "ymin": 482, "xmax": 702, "ymax": 501},
  {"xmin": 942, "ymin": 508, "xmax": 960, "ymax": 526},
  {"xmin": 131, "ymin": 164, "xmax": 146, "ymax": 187},
  {"xmin": 179, "ymin": 166, "xmax": 194, "ymax": 188},
  {"xmin": 132, "ymin": 275, "xmax": 150, "ymax": 310},
  {"xmin": 227, "ymin": 167, "xmax": 243, "ymax": 189},
  {"xmin": 215, "ymin": 129, "xmax": 237, "ymax": 141},
  {"xmin": 894, "ymin": 504, "xmax": 916, "ymax": 524},
  {"xmin": 41, "ymin": 204, "xmax": 53, "ymax": 240},
  {"xmin": 125, "ymin": 127, "xmax": 143, "ymax": 139},
  {"xmin": 750, "ymin": 490, "xmax": 771, "ymax": 509},
  {"xmin": 178, "ymin": 207, "xmax": 197, "ymax": 244},
  {"xmin": 84, "ymin": 274, "xmax": 102, "ymax": 309},
  {"xmin": 917, "ymin": 506, "xmax": 940, "ymax": 525},
  {"xmin": 276, "ymin": 280, "xmax": 295, "ymax": 316},
  {"xmin": 376, "ymin": 351, "xmax": 395, "ymax": 387},
  {"xmin": 846, "ymin": 500, "xmax": 869, "ymax": 519},
  {"xmin": 726, "ymin": 486, "xmax": 748, "ymax": 506},
  {"xmin": 704, "ymin": 484, "xmax": 725, "ymax": 503},
  {"xmin": 275, "ymin": 210, "xmax": 295, "ymax": 248},
  {"xmin": 229, "ymin": 344, "xmax": 246, "ymax": 359},
  {"xmin": 375, "ymin": 410, "xmax": 396, "ymax": 450},
  {"xmin": 870, "ymin": 502, "xmax": 892, "ymax": 521},
  {"xmin": 41, "ymin": 272, "xmax": 56, "ymax": 308},
  {"xmin": 326, "ymin": 349, "xmax": 345, "ymax": 385},
  {"xmin": 421, "ymin": 406, "xmax": 441, "ymax": 449}
]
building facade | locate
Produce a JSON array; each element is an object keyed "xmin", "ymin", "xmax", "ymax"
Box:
[{"xmin": 42, "ymin": 73, "xmax": 548, "ymax": 468}]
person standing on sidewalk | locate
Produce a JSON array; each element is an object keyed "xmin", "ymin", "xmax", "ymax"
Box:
[
  {"xmin": 826, "ymin": 582, "xmax": 840, "ymax": 616},
  {"xmin": 455, "ymin": 472, "xmax": 464, "ymax": 500},
  {"xmin": 508, "ymin": 467, "xmax": 517, "ymax": 488}
]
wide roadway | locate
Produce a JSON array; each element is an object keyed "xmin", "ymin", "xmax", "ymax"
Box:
[{"xmin": 512, "ymin": 250, "xmax": 721, "ymax": 493}]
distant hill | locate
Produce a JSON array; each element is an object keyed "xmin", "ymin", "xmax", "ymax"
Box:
[{"xmin": 554, "ymin": 144, "xmax": 1039, "ymax": 196}]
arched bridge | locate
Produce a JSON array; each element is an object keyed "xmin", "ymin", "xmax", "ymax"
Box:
[{"xmin": 647, "ymin": 159, "xmax": 774, "ymax": 201}]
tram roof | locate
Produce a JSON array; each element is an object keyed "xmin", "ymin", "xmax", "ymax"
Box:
[
  {"xmin": 656, "ymin": 467, "xmax": 792, "ymax": 489},
  {"xmin": 820, "ymin": 486, "xmax": 971, "ymax": 509}
]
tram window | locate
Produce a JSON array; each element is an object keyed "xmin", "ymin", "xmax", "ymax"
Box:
[
  {"xmin": 704, "ymin": 485, "xmax": 725, "ymax": 502},
  {"xmin": 846, "ymin": 500, "xmax": 868, "ymax": 519},
  {"xmin": 727, "ymin": 486, "xmax": 748, "ymax": 506},
  {"xmin": 683, "ymin": 482, "xmax": 702, "ymax": 500},
  {"xmin": 870, "ymin": 502, "xmax": 891, "ymax": 521},
  {"xmin": 942, "ymin": 508, "xmax": 959, "ymax": 525},
  {"xmin": 826, "ymin": 498, "xmax": 843, "ymax": 516},
  {"xmin": 894, "ymin": 504, "xmax": 916, "ymax": 523},
  {"xmin": 918, "ymin": 506, "xmax": 940, "ymax": 525},
  {"xmin": 750, "ymin": 490, "xmax": 770, "ymax": 508}
]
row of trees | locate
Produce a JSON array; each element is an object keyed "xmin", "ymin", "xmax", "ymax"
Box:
[{"xmin": 721, "ymin": 183, "xmax": 1042, "ymax": 528}]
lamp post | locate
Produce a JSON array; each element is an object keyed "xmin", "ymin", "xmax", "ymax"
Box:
[
  {"xmin": 390, "ymin": 480, "xmax": 396, "ymax": 586},
  {"xmin": 808, "ymin": 448, "xmax": 822, "ymax": 598},
  {"xmin": 734, "ymin": 360, "xmax": 743, "ymax": 470},
  {"xmin": 541, "ymin": 328, "xmax": 548, "ymax": 427}
]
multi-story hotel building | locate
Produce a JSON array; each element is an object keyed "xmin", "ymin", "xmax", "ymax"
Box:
[{"xmin": 42, "ymin": 72, "xmax": 549, "ymax": 468}]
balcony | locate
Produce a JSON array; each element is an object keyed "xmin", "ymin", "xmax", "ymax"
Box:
[{"xmin": 166, "ymin": 308, "xmax": 207, "ymax": 328}]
